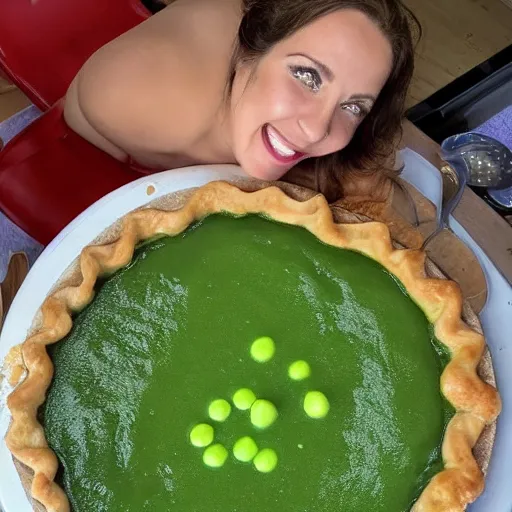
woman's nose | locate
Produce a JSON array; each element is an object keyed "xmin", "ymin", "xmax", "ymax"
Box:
[{"xmin": 297, "ymin": 110, "xmax": 332, "ymax": 145}]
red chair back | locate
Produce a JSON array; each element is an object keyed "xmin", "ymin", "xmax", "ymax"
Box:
[
  {"xmin": 0, "ymin": 0, "xmax": 150, "ymax": 110},
  {"xmin": 0, "ymin": 102, "xmax": 147, "ymax": 245}
]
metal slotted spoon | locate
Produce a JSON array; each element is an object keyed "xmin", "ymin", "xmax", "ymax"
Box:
[{"xmin": 422, "ymin": 133, "xmax": 512, "ymax": 249}]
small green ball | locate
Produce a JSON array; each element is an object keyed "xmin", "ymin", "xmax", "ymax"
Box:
[
  {"xmin": 250, "ymin": 399, "xmax": 278, "ymax": 429},
  {"xmin": 304, "ymin": 391, "xmax": 330, "ymax": 419},
  {"xmin": 253, "ymin": 448, "xmax": 278, "ymax": 473},
  {"xmin": 250, "ymin": 336, "xmax": 275, "ymax": 363},
  {"xmin": 233, "ymin": 436, "xmax": 259, "ymax": 462},
  {"xmin": 288, "ymin": 360, "xmax": 311, "ymax": 381},
  {"xmin": 208, "ymin": 399, "xmax": 232, "ymax": 422},
  {"xmin": 233, "ymin": 388, "xmax": 257, "ymax": 411},
  {"xmin": 189, "ymin": 423, "xmax": 214, "ymax": 448},
  {"xmin": 203, "ymin": 444, "xmax": 229, "ymax": 468}
]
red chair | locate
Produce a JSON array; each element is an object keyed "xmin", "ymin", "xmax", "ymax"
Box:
[
  {"xmin": 0, "ymin": 0, "xmax": 153, "ymax": 244},
  {"xmin": 0, "ymin": 0, "xmax": 151, "ymax": 110},
  {"xmin": 0, "ymin": 101, "xmax": 149, "ymax": 245}
]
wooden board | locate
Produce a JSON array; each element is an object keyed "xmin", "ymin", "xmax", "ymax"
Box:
[
  {"xmin": 401, "ymin": 120, "xmax": 512, "ymax": 285},
  {"xmin": 0, "ymin": 253, "xmax": 29, "ymax": 331},
  {"xmin": 391, "ymin": 178, "xmax": 489, "ymax": 313}
]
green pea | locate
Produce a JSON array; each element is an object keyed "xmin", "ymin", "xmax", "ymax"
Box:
[
  {"xmin": 304, "ymin": 391, "xmax": 330, "ymax": 419},
  {"xmin": 189, "ymin": 423, "xmax": 214, "ymax": 448},
  {"xmin": 253, "ymin": 448, "xmax": 278, "ymax": 473},
  {"xmin": 203, "ymin": 444, "xmax": 228, "ymax": 468},
  {"xmin": 233, "ymin": 436, "xmax": 259, "ymax": 462},
  {"xmin": 288, "ymin": 360, "xmax": 311, "ymax": 381},
  {"xmin": 250, "ymin": 336, "xmax": 275, "ymax": 363},
  {"xmin": 208, "ymin": 399, "xmax": 232, "ymax": 422},
  {"xmin": 233, "ymin": 388, "xmax": 257, "ymax": 410},
  {"xmin": 250, "ymin": 399, "xmax": 278, "ymax": 429}
]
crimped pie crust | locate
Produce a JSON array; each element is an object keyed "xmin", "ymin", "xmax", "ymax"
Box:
[{"xmin": 5, "ymin": 181, "xmax": 501, "ymax": 512}]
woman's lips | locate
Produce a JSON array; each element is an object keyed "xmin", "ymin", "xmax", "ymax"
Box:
[{"xmin": 262, "ymin": 125, "xmax": 305, "ymax": 165}]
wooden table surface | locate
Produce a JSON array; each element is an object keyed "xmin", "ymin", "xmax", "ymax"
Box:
[{"xmin": 401, "ymin": 120, "xmax": 512, "ymax": 285}]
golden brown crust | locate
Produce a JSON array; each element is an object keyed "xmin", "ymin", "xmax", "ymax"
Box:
[{"xmin": 5, "ymin": 181, "xmax": 501, "ymax": 512}]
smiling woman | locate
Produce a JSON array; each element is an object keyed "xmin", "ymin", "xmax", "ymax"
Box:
[
  {"xmin": 64, "ymin": 0, "xmax": 419, "ymax": 200},
  {"xmin": 226, "ymin": 5, "xmax": 397, "ymax": 184}
]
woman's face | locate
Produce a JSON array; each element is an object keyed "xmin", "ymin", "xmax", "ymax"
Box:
[{"xmin": 229, "ymin": 9, "xmax": 393, "ymax": 181}]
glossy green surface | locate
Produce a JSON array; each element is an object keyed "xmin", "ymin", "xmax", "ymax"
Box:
[{"xmin": 43, "ymin": 214, "xmax": 452, "ymax": 511}]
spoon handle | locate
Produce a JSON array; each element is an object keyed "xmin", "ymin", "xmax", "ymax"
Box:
[
  {"xmin": 421, "ymin": 162, "xmax": 467, "ymax": 250},
  {"xmin": 440, "ymin": 163, "xmax": 467, "ymax": 227}
]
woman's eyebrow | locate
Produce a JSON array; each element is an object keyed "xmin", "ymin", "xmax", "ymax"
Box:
[
  {"xmin": 346, "ymin": 93, "xmax": 377, "ymax": 103},
  {"xmin": 287, "ymin": 53, "xmax": 334, "ymax": 82}
]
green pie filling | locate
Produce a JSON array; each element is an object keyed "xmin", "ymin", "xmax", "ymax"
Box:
[{"xmin": 42, "ymin": 214, "xmax": 453, "ymax": 511}]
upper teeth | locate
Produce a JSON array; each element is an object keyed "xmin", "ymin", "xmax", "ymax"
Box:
[{"xmin": 267, "ymin": 126, "xmax": 296, "ymax": 157}]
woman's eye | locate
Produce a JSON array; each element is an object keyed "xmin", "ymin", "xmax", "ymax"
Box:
[
  {"xmin": 341, "ymin": 103, "xmax": 364, "ymax": 117},
  {"xmin": 290, "ymin": 66, "xmax": 322, "ymax": 93}
]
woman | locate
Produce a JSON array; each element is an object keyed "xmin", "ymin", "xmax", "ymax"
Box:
[{"xmin": 64, "ymin": 0, "xmax": 419, "ymax": 201}]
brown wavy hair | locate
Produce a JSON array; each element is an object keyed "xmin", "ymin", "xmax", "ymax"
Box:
[{"xmin": 227, "ymin": 0, "xmax": 421, "ymax": 201}]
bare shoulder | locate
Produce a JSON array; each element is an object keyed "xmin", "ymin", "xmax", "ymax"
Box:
[{"xmin": 64, "ymin": 0, "xmax": 241, "ymax": 158}]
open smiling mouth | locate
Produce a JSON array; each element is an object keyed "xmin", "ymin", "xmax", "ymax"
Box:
[{"xmin": 262, "ymin": 124, "xmax": 306, "ymax": 164}]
